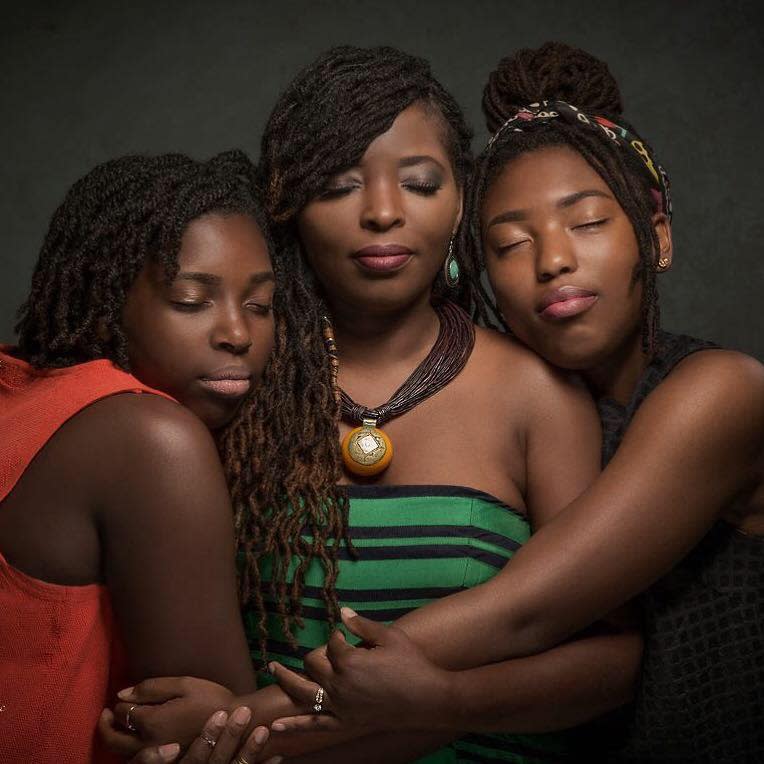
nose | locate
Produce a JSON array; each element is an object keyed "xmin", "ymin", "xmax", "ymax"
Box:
[
  {"xmin": 211, "ymin": 305, "xmax": 252, "ymax": 355},
  {"xmin": 360, "ymin": 177, "xmax": 404, "ymax": 232},
  {"xmin": 536, "ymin": 229, "xmax": 578, "ymax": 283}
]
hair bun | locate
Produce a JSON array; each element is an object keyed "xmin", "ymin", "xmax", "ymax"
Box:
[{"xmin": 482, "ymin": 41, "xmax": 623, "ymax": 133}]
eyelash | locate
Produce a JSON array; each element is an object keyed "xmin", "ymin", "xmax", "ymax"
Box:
[
  {"xmin": 575, "ymin": 219, "xmax": 608, "ymax": 230},
  {"xmin": 319, "ymin": 181, "xmax": 442, "ymax": 199},
  {"xmin": 171, "ymin": 301, "xmax": 272, "ymax": 315}
]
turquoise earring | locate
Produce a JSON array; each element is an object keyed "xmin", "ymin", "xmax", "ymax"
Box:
[{"xmin": 444, "ymin": 237, "xmax": 460, "ymax": 288}]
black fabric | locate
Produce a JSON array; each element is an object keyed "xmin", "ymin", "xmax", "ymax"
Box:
[{"xmin": 597, "ymin": 332, "xmax": 764, "ymax": 762}]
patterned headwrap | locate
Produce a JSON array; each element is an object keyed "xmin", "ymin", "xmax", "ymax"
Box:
[{"xmin": 487, "ymin": 100, "xmax": 672, "ymax": 220}]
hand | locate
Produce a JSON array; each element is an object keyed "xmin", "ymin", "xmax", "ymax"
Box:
[
  {"xmin": 109, "ymin": 676, "xmax": 235, "ymax": 749},
  {"xmin": 125, "ymin": 707, "xmax": 282, "ymax": 763},
  {"xmin": 269, "ymin": 608, "xmax": 452, "ymax": 733}
]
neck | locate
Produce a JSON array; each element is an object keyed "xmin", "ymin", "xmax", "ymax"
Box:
[
  {"xmin": 583, "ymin": 331, "xmax": 652, "ymax": 404},
  {"xmin": 329, "ymin": 292, "xmax": 440, "ymax": 370}
]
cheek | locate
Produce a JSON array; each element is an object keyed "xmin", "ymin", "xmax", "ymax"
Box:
[{"xmin": 485, "ymin": 258, "xmax": 535, "ymax": 321}]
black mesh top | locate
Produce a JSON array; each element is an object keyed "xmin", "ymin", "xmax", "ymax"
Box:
[{"xmin": 597, "ymin": 332, "xmax": 764, "ymax": 762}]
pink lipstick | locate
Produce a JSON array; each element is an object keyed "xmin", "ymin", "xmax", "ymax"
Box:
[
  {"xmin": 538, "ymin": 286, "xmax": 598, "ymax": 320},
  {"xmin": 353, "ymin": 244, "xmax": 413, "ymax": 273},
  {"xmin": 199, "ymin": 367, "xmax": 252, "ymax": 397}
]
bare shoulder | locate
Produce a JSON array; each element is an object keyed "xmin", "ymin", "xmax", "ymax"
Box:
[
  {"xmin": 69, "ymin": 391, "xmax": 216, "ymax": 458},
  {"xmin": 471, "ymin": 326, "xmax": 594, "ymax": 413},
  {"xmin": 61, "ymin": 392, "xmax": 224, "ymax": 506},
  {"xmin": 656, "ymin": 349, "xmax": 764, "ymax": 416}
]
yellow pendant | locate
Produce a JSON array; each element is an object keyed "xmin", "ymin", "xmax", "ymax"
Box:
[{"xmin": 341, "ymin": 418, "xmax": 393, "ymax": 477}]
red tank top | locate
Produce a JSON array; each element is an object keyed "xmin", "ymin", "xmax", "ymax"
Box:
[{"xmin": 0, "ymin": 348, "xmax": 174, "ymax": 763}]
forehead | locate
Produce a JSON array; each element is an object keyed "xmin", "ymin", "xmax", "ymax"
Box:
[
  {"xmin": 358, "ymin": 102, "xmax": 452, "ymax": 167},
  {"xmin": 483, "ymin": 146, "xmax": 610, "ymax": 214},
  {"xmin": 177, "ymin": 212, "xmax": 271, "ymax": 272}
]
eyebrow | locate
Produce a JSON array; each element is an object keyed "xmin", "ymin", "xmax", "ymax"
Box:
[
  {"xmin": 175, "ymin": 271, "xmax": 275, "ymax": 286},
  {"xmin": 485, "ymin": 189, "xmax": 614, "ymax": 229},
  {"xmin": 398, "ymin": 155, "xmax": 446, "ymax": 171}
]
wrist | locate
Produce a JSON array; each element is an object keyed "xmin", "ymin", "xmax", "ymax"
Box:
[{"xmin": 410, "ymin": 667, "xmax": 464, "ymax": 731}]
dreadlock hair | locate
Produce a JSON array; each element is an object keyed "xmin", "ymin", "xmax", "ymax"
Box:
[
  {"xmin": 235, "ymin": 45, "xmax": 478, "ymax": 649},
  {"xmin": 16, "ymin": 150, "xmax": 266, "ymax": 368},
  {"xmin": 467, "ymin": 41, "xmax": 663, "ymax": 350}
]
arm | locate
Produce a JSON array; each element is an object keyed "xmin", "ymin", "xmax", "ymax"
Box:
[
  {"xmin": 387, "ymin": 350, "xmax": 764, "ymax": 664},
  {"xmin": 94, "ymin": 394, "xmax": 256, "ymax": 691},
  {"xmin": 263, "ymin": 359, "xmax": 640, "ymax": 747}
]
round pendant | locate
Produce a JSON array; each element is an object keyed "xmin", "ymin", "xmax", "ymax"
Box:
[{"xmin": 341, "ymin": 424, "xmax": 393, "ymax": 477}]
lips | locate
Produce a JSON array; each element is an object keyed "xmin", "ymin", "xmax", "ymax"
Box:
[
  {"xmin": 538, "ymin": 285, "xmax": 598, "ymax": 320},
  {"xmin": 199, "ymin": 367, "xmax": 252, "ymax": 398},
  {"xmin": 353, "ymin": 244, "xmax": 413, "ymax": 273}
]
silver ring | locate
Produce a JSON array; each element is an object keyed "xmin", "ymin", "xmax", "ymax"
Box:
[
  {"xmin": 200, "ymin": 730, "xmax": 217, "ymax": 748},
  {"xmin": 313, "ymin": 685, "xmax": 325, "ymax": 713},
  {"xmin": 125, "ymin": 705, "xmax": 138, "ymax": 733}
]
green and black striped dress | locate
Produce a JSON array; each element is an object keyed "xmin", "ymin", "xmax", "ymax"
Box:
[{"xmin": 248, "ymin": 485, "xmax": 573, "ymax": 762}]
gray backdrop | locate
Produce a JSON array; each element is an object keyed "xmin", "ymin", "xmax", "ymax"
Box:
[{"xmin": 2, "ymin": 0, "xmax": 762, "ymax": 358}]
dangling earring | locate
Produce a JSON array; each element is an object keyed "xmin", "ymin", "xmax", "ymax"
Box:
[
  {"xmin": 443, "ymin": 236, "xmax": 460, "ymax": 288},
  {"xmin": 657, "ymin": 257, "xmax": 670, "ymax": 272}
]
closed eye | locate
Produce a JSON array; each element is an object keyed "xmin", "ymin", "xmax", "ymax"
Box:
[
  {"xmin": 171, "ymin": 300, "xmax": 207, "ymax": 312},
  {"xmin": 496, "ymin": 239, "xmax": 531, "ymax": 256},
  {"xmin": 574, "ymin": 219, "xmax": 608, "ymax": 230},
  {"xmin": 402, "ymin": 181, "xmax": 441, "ymax": 196},
  {"xmin": 245, "ymin": 302, "xmax": 272, "ymax": 316}
]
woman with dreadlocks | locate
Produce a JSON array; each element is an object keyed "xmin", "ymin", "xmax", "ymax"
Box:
[
  {"xmin": 110, "ymin": 46, "xmax": 643, "ymax": 763},
  {"xmin": 259, "ymin": 43, "xmax": 764, "ymax": 762},
  {"xmin": 0, "ymin": 150, "xmax": 321, "ymax": 762}
]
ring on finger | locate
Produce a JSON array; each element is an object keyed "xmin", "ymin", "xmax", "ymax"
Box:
[
  {"xmin": 235, "ymin": 758, "xmax": 250, "ymax": 764},
  {"xmin": 313, "ymin": 685, "xmax": 325, "ymax": 713},
  {"xmin": 200, "ymin": 730, "xmax": 217, "ymax": 748},
  {"xmin": 125, "ymin": 705, "xmax": 138, "ymax": 733}
]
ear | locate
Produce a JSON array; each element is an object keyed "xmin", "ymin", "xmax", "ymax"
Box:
[{"xmin": 653, "ymin": 213, "xmax": 673, "ymax": 271}]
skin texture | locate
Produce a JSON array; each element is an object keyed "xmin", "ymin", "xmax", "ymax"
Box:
[
  {"xmin": 0, "ymin": 212, "xmax": 313, "ymax": 750},
  {"xmin": 112, "ymin": 106, "xmax": 642, "ymax": 763},
  {"xmin": 260, "ymin": 144, "xmax": 764, "ymax": 745}
]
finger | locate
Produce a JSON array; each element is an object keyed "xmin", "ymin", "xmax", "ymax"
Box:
[
  {"xmin": 270, "ymin": 713, "xmax": 342, "ymax": 734},
  {"xmin": 179, "ymin": 710, "xmax": 228, "ymax": 763},
  {"xmin": 340, "ymin": 607, "xmax": 391, "ymax": 647},
  {"xmin": 208, "ymin": 706, "xmax": 252, "ymax": 764},
  {"xmin": 231, "ymin": 725, "xmax": 269, "ymax": 763},
  {"xmin": 118, "ymin": 676, "xmax": 187, "ymax": 703},
  {"xmin": 303, "ymin": 645, "xmax": 333, "ymax": 682},
  {"xmin": 114, "ymin": 701, "xmax": 147, "ymax": 735},
  {"xmin": 98, "ymin": 708, "xmax": 143, "ymax": 756},
  {"xmin": 325, "ymin": 628, "xmax": 355, "ymax": 667},
  {"xmin": 267, "ymin": 663, "xmax": 318, "ymax": 706},
  {"xmin": 127, "ymin": 743, "xmax": 181, "ymax": 764}
]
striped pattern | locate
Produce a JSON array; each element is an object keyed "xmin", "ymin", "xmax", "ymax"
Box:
[{"xmin": 247, "ymin": 485, "xmax": 573, "ymax": 762}]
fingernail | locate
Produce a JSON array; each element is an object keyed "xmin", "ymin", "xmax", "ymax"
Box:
[
  {"xmin": 271, "ymin": 757, "xmax": 284, "ymax": 763},
  {"xmin": 232, "ymin": 706, "xmax": 251, "ymax": 725},
  {"xmin": 254, "ymin": 726, "xmax": 269, "ymax": 744},
  {"xmin": 212, "ymin": 710, "xmax": 228, "ymax": 726},
  {"xmin": 341, "ymin": 607, "xmax": 357, "ymax": 618},
  {"xmin": 267, "ymin": 662, "xmax": 277, "ymax": 674},
  {"xmin": 271, "ymin": 721, "xmax": 286, "ymax": 732},
  {"xmin": 158, "ymin": 743, "xmax": 180, "ymax": 761},
  {"xmin": 117, "ymin": 686, "xmax": 135, "ymax": 700}
]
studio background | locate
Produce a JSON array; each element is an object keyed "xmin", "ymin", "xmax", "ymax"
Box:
[{"xmin": 2, "ymin": 0, "xmax": 762, "ymax": 359}]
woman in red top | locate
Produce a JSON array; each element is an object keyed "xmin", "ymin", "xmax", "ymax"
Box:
[{"xmin": 0, "ymin": 150, "xmax": 311, "ymax": 762}]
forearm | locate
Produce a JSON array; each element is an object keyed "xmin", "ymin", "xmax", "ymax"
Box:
[{"xmin": 423, "ymin": 627, "xmax": 641, "ymax": 733}]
